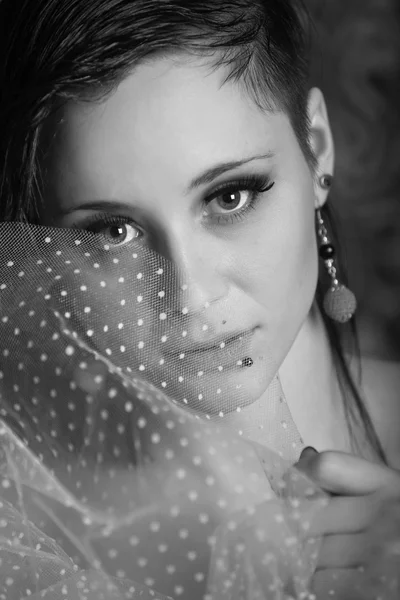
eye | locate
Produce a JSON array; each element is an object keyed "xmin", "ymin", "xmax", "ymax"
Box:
[
  {"xmin": 86, "ymin": 218, "xmax": 142, "ymax": 247},
  {"xmin": 205, "ymin": 189, "xmax": 251, "ymax": 215},
  {"xmin": 102, "ymin": 222, "xmax": 140, "ymax": 246},
  {"xmin": 202, "ymin": 174, "xmax": 274, "ymax": 220}
]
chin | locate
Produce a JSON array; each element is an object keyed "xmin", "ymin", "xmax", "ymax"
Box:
[{"xmin": 163, "ymin": 357, "xmax": 275, "ymax": 417}]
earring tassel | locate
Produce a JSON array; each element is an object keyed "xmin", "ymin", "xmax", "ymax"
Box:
[{"xmin": 323, "ymin": 283, "xmax": 357, "ymax": 323}]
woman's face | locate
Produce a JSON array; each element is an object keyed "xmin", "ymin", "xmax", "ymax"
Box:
[{"xmin": 42, "ymin": 57, "xmax": 333, "ymax": 414}]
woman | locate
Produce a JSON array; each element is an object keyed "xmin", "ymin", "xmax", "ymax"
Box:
[{"xmin": 0, "ymin": 0, "xmax": 399, "ymax": 598}]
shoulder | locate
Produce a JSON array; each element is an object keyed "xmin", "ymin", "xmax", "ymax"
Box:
[{"xmin": 356, "ymin": 355, "xmax": 400, "ymax": 468}]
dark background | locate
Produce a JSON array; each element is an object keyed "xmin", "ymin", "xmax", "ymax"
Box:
[{"xmin": 307, "ymin": 0, "xmax": 400, "ymax": 360}]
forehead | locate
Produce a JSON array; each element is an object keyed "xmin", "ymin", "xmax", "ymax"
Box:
[{"xmin": 44, "ymin": 58, "xmax": 291, "ymax": 204}]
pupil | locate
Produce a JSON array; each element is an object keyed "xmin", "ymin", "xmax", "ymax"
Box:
[
  {"xmin": 221, "ymin": 191, "xmax": 240, "ymax": 209},
  {"xmin": 109, "ymin": 225, "xmax": 126, "ymax": 240}
]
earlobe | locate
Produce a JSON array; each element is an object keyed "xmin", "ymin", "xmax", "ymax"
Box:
[{"xmin": 307, "ymin": 87, "xmax": 335, "ymax": 208}]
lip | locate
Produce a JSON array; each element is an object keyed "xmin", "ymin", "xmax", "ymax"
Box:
[{"xmin": 165, "ymin": 329, "xmax": 255, "ymax": 358}]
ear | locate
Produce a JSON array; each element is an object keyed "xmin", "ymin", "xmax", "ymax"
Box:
[{"xmin": 307, "ymin": 87, "xmax": 335, "ymax": 209}]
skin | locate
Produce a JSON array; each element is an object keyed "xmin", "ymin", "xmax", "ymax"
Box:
[
  {"xmin": 42, "ymin": 56, "xmax": 341, "ymax": 445},
  {"xmin": 296, "ymin": 448, "xmax": 400, "ymax": 598},
  {"xmin": 40, "ymin": 56, "xmax": 400, "ymax": 592}
]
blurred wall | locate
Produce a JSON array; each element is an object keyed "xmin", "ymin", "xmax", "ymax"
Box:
[{"xmin": 307, "ymin": 0, "xmax": 400, "ymax": 359}]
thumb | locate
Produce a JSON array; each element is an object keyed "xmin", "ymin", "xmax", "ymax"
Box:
[
  {"xmin": 299, "ymin": 446, "xmax": 319, "ymax": 461},
  {"xmin": 295, "ymin": 446, "xmax": 319, "ymax": 472},
  {"xmin": 296, "ymin": 450, "xmax": 400, "ymax": 496}
]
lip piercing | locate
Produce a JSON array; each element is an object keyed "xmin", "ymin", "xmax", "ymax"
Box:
[{"xmin": 241, "ymin": 357, "xmax": 253, "ymax": 368}]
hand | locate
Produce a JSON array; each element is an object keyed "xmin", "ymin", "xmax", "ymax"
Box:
[{"xmin": 296, "ymin": 448, "xmax": 400, "ymax": 598}]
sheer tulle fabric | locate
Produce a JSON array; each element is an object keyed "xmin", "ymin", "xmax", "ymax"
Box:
[{"xmin": 0, "ymin": 222, "xmax": 395, "ymax": 599}]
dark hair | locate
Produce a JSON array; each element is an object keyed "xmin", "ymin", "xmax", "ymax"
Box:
[
  {"xmin": 0, "ymin": 0, "xmax": 386, "ymax": 460},
  {"xmin": 318, "ymin": 204, "xmax": 386, "ymax": 462}
]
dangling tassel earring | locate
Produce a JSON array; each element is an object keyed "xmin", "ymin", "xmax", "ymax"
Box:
[{"xmin": 317, "ymin": 174, "xmax": 357, "ymax": 323}]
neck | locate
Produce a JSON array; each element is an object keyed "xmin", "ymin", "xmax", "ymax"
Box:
[{"xmin": 278, "ymin": 303, "xmax": 352, "ymax": 453}]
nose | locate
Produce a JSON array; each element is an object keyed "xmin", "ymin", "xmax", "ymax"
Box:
[{"xmin": 157, "ymin": 229, "xmax": 228, "ymax": 314}]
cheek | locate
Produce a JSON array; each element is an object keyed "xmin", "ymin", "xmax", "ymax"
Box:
[{"xmin": 229, "ymin": 185, "xmax": 318, "ymax": 335}]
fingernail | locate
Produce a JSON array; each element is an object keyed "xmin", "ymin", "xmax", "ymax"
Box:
[{"xmin": 300, "ymin": 446, "xmax": 318, "ymax": 460}]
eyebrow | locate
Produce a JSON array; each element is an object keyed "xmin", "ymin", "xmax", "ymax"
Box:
[
  {"xmin": 185, "ymin": 151, "xmax": 275, "ymax": 194},
  {"xmin": 56, "ymin": 151, "xmax": 275, "ymax": 217}
]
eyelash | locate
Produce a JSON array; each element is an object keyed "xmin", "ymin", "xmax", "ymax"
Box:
[
  {"xmin": 204, "ymin": 174, "xmax": 274, "ymax": 224},
  {"xmin": 75, "ymin": 173, "xmax": 275, "ymax": 239}
]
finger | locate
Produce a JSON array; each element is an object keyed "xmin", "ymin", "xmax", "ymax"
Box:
[
  {"xmin": 316, "ymin": 532, "xmax": 371, "ymax": 570},
  {"xmin": 312, "ymin": 568, "xmax": 383, "ymax": 600},
  {"xmin": 296, "ymin": 451, "xmax": 400, "ymax": 496},
  {"xmin": 298, "ymin": 446, "xmax": 318, "ymax": 461},
  {"xmin": 307, "ymin": 495, "xmax": 375, "ymax": 536}
]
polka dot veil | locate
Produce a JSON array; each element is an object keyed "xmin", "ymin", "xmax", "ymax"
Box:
[{"xmin": 0, "ymin": 222, "xmax": 327, "ymax": 599}]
